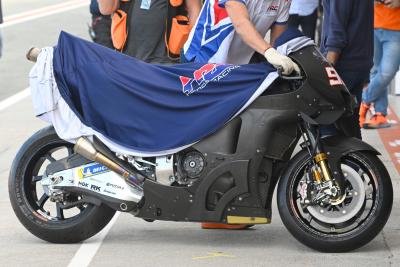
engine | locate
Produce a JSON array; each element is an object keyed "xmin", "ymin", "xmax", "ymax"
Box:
[
  {"xmin": 177, "ymin": 151, "xmax": 205, "ymax": 183},
  {"xmin": 125, "ymin": 150, "xmax": 206, "ymax": 186}
]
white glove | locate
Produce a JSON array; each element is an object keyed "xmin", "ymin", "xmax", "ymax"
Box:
[{"xmin": 264, "ymin": 48, "xmax": 300, "ymax": 75}]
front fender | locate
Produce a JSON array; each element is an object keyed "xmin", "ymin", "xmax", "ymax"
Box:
[
  {"xmin": 321, "ymin": 135, "xmax": 380, "ymax": 192},
  {"xmin": 322, "ymin": 135, "xmax": 380, "ymax": 156}
]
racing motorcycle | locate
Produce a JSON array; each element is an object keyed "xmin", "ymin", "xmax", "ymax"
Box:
[{"xmin": 8, "ymin": 34, "xmax": 392, "ymax": 253}]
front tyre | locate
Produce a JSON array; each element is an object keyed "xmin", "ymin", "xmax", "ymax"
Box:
[
  {"xmin": 277, "ymin": 150, "xmax": 393, "ymax": 252},
  {"xmin": 9, "ymin": 126, "xmax": 116, "ymax": 243}
]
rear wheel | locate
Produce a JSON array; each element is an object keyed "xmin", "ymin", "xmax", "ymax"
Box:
[
  {"xmin": 277, "ymin": 150, "xmax": 393, "ymax": 252},
  {"xmin": 9, "ymin": 126, "xmax": 116, "ymax": 243}
]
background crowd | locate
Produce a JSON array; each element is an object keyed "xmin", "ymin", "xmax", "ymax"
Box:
[
  {"xmin": 0, "ymin": 1, "xmax": 399, "ymax": 130},
  {"xmin": 0, "ymin": 0, "xmax": 399, "ymax": 129},
  {"xmin": 88, "ymin": 0, "xmax": 400, "ymax": 131},
  {"xmin": 1, "ymin": 0, "xmax": 400, "ymax": 131}
]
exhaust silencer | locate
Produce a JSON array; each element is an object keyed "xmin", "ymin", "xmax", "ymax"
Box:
[
  {"xmin": 74, "ymin": 137, "xmax": 143, "ymax": 190},
  {"xmin": 26, "ymin": 47, "xmax": 41, "ymax": 62}
]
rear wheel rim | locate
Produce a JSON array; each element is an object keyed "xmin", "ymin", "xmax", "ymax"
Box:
[{"xmin": 22, "ymin": 140, "xmax": 92, "ymax": 223}]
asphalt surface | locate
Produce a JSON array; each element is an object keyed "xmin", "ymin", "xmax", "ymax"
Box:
[
  {"xmin": 0, "ymin": 0, "xmax": 89, "ymax": 100},
  {"xmin": 0, "ymin": 1, "xmax": 400, "ymax": 267}
]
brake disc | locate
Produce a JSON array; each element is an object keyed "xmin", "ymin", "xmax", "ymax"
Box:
[{"xmin": 306, "ymin": 164, "xmax": 366, "ymax": 224}]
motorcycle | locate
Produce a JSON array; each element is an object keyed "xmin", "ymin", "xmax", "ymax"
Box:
[{"xmin": 9, "ymin": 32, "xmax": 392, "ymax": 253}]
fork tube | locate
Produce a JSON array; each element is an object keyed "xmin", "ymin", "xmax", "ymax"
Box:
[{"xmin": 302, "ymin": 123, "xmax": 334, "ymax": 182}]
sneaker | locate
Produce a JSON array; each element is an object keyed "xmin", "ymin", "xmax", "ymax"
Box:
[
  {"xmin": 359, "ymin": 103, "xmax": 370, "ymax": 128},
  {"xmin": 363, "ymin": 112, "xmax": 391, "ymax": 129},
  {"xmin": 201, "ymin": 223, "xmax": 253, "ymax": 230}
]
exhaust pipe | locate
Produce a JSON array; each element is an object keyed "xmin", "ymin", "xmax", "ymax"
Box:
[
  {"xmin": 26, "ymin": 47, "xmax": 41, "ymax": 62},
  {"xmin": 74, "ymin": 137, "xmax": 143, "ymax": 190}
]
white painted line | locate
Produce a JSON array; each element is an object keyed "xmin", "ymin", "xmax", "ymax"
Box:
[
  {"xmin": 67, "ymin": 212, "xmax": 120, "ymax": 267},
  {"xmin": 0, "ymin": 88, "xmax": 30, "ymax": 112},
  {"xmin": 0, "ymin": 0, "xmax": 89, "ymax": 28},
  {"xmin": 389, "ymin": 142, "xmax": 397, "ymax": 147},
  {"xmin": 394, "ymin": 152, "xmax": 400, "ymax": 158},
  {"xmin": 396, "ymin": 140, "xmax": 400, "ymax": 145}
]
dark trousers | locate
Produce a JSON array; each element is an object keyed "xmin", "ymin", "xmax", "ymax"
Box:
[
  {"xmin": 91, "ymin": 15, "xmax": 113, "ymax": 49},
  {"xmin": 337, "ymin": 70, "xmax": 370, "ymax": 139},
  {"xmin": 288, "ymin": 9, "xmax": 318, "ymax": 40},
  {"xmin": 322, "ymin": 69, "xmax": 370, "ymax": 139}
]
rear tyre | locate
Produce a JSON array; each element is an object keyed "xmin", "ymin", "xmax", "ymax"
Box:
[
  {"xmin": 277, "ymin": 150, "xmax": 393, "ymax": 252},
  {"xmin": 9, "ymin": 126, "xmax": 116, "ymax": 243}
]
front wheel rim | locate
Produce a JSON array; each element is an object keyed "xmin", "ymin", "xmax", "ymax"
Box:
[{"xmin": 288, "ymin": 153, "xmax": 379, "ymax": 237}]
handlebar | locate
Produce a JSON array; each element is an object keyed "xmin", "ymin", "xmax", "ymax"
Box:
[{"xmin": 277, "ymin": 67, "xmax": 304, "ymax": 80}]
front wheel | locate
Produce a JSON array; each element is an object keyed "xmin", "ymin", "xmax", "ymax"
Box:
[{"xmin": 277, "ymin": 150, "xmax": 393, "ymax": 252}]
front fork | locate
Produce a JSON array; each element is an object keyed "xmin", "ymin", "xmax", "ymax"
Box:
[{"xmin": 300, "ymin": 122, "xmax": 344, "ymax": 200}]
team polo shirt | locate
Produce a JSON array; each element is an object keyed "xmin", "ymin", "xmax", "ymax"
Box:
[
  {"xmin": 123, "ymin": 0, "xmax": 172, "ymax": 63},
  {"xmin": 290, "ymin": 0, "xmax": 318, "ymax": 16},
  {"xmin": 374, "ymin": 3, "xmax": 400, "ymax": 31},
  {"xmin": 183, "ymin": 0, "xmax": 291, "ymax": 64}
]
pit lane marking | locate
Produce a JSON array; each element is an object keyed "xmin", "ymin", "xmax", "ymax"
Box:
[
  {"xmin": 67, "ymin": 212, "xmax": 120, "ymax": 267},
  {"xmin": 389, "ymin": 140, "xmax": 400, "ymax": 147},
  {"xmin": 0, "ymin": 88, "xmax": 30, "ymax": 112},
  {"xmin": 377, "ymin": 106, "xmax": 400, "ymax": 175},
  {"xmin": 192, "ymin": 252, "xmax": 236, "ymax": 260},
  {"xmin": 1, "ymin": 0, "xmax": 89, "ymax": 28}
]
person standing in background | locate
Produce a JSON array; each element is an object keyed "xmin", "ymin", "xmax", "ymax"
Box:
[
  {"xmin": 320, "ymin": 0, "xmax": 374, "ymax": 139},
  {"xmin": 98, "ymin": 0, "xmax": 202, "ymax": 63},
  {"xmin": 288, "ymin": 0, "xmax": 319, "ymax": 40},
  {"xmin": 183, "ymin": 0, "xmax": 299, "ymax": 74},
  {"xmin": 360, "ymin": 0, "xmax": 400, "ymax": 129},
  {"xmin": 0, "ymin": 0, "xmax": 3, "ymax": 59},
  {"xmin": 89, "ymin": 0, "xmax": 113, "ymax": 48}
]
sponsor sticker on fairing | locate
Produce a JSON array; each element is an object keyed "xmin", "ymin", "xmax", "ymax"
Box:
[
  {"xmin": 77, "ymin": 180, "xmax": 101, "ymax": 192},
  {"xmin": 76, "ymin": 162, "xmax": 109, "ymax": 179},
  {"xmin": 179, "ymin": 63, "xmax": 240, "ymax": 96},
  {"xmin": 325, "ymin": 67, "xmax": 344, "ymax": 86}
]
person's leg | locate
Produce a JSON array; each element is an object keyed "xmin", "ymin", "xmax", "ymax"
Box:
[
  {"xmin": 321, "ymin": 70, "xmax": 367, "ymax": 139},
  {"xmin": 374, "ymin": 87, "xmax": 389, "ymax": 115},
  {"xmin": 370, "ymin": 31, "xmax": 384, "ymax": 83},
  {"xmin": 298, "ymin": 9, "xmax": 318, "ymax": 40},
  {"xmin": 336, "ymin": 70, "xmax": 370, "ymax": 139},
  {"xmin": 288, "ymin": 14, "xmax": 301, "ymax": 31},
  {"xmin": 363, "ymin": 30, "xmax": 400, "ymax": 128},
  {"xmin": 362, "ymin": 30, "xmax": 383, "ymax": 104},
  {"xmin": 360, "ymin": 31, "xmax": 384, "ymax": 127},
  {"xmin": 364, "ymin": 30, "xmax": 400, "ymax": 112}
]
